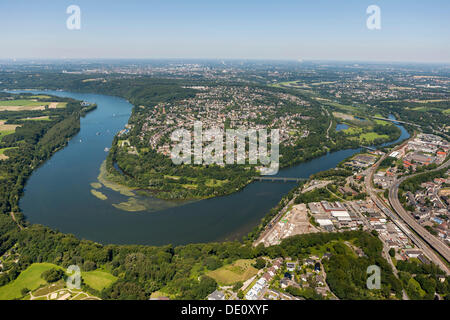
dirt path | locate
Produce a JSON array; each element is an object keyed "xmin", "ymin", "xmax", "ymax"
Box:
[{"xmin": 10, "ymin": 212, "xmax": 23, "ymax": 230}]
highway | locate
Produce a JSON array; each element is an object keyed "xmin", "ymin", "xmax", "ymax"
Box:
[
  {"xmin": 364, "ymin": 138, "xmax": 450, "ymax": 275},
  {"xmin": 388, "ymin": 158, "xmax": 450, "ymax": 272}
]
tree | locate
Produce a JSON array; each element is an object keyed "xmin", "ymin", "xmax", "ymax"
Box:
[
  {"xmin": 232, "ymin": 281, "xmax": 243, "ymax": 292},
  {"xmin": 41, "ymin": 268, "xmax": 64, "ymax": 283},
  {"xmin": 389, "ymin": 248, "xmax": 395, "ymax": 257},
  {"xmin": 203, "ymin": 256, "xmax": 222, "ymax": 271},
  {"xmin": 83, "ymin": 260, "xmax": 97, "ymax": 271},
  {"xmin": 253, "ymin": 257, "xmax": 266, "ymax": 269}
]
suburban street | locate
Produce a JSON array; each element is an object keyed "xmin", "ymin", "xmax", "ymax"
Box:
[{"xmin": 365, "ymin": 138, "xmax": 450, "ymax": 275}]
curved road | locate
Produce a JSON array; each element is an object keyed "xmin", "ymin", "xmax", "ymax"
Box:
[
  {"xmin": 364, "ymin": 136, "xmax": 450, "ymax": 275},
  {"xmin": 388, "ymin": 158, "xmax": 450, "ymax": 273}
]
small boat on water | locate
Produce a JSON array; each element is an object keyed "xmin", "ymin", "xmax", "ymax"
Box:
[{"xmin": 104, "ymin": 147, "xmax": 110, "ymax": 152}]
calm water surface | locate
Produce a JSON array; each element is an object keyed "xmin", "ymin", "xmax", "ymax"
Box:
[{"xmin": 17, "ymin": 91, "xmax": 410, "ymax": 246}]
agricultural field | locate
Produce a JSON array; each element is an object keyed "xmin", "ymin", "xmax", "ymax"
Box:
[
  {"xmin": 323, "ymin": 101, "xmax": 359, "ymax": 113},
  {"xmin": 81, "ymin": 270, "xmax": 118, "ymax": 291},
  {"xmin": 205, "ymin": 179, "xmax": 229, "ymax": 187},
  {"xmin": 0, "ymin": 130, "xmax": 16, "ymax": 142},
  {"xmin": 0, "ymin": 99, "xmax": 47, "ymax": 106},
  {"xmin": 20, "ymin": 116, "xmax": 51, "ymax": 121},
  {"xmin": 0, "ymin": 263, "xmax": 63, "ymax": 300},
  {"xmin": 0, "ymin": 98, "xmax": 66, "ymax": 111},
  {"xmin": 374, "ymin": 118, "xmax": 390, "ymax": 126},
  {"xmin": 206, "ymin": 259, "xmax": 258, "ymax": 285},
  {"xmin": 333, "ymin": 112, "xmax": 355, "ymax": 121},
  {"xmin": 0, "ymin": 120, "xmax": 20, "ymax": 141},
  {"xmin": 358, "ymin": 132, "xmax": 389, "ymax": 143},
  {"xmin": 271, "ymin": 80, "xmax": 310, "ymax": 89}
]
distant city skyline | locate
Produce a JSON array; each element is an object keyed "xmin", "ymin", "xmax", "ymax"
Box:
[{"xmin": 1, "ymin": 0, "xmax": 449, "ymax": 63}]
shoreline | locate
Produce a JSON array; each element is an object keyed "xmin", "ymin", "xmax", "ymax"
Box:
[{"xmin": 104, "ymin": 131, "xmax": 404, "ymax": 202}]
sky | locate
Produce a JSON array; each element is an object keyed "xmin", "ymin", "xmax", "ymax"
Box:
[{"xmin": 0, "ymin": 0, "xmax": 449, "ymax": 62}]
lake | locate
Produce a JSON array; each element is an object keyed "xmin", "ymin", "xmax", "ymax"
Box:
[
  {"xmin": 336, "ymin": 123, "xmax": 349, "ymax": 131},
  {"xmin": 17, "ymin": 91, "xmax": 410, "ymax": 246}
]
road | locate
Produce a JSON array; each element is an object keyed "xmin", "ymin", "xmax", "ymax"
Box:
[
  {"xmin": 388, "ymin": 158, "xmax": 450, "ymax": 271},
  {"xmin": 364, "ymin": 137, "xmax": 450, "ymax": 275},
  {"xmin": 322, "ymin": 107, "xmax": 333, "ymax": 141},
  {"xmin": 254, "ymin": 197, "xmax": 296, "ymax": 246}
]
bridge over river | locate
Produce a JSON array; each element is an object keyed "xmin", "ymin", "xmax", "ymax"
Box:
[{"xmin": 252, "ymin": 176, "xmax": 306, "ymax": 183}]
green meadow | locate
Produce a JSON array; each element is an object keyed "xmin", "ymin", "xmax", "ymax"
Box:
[
  {"xmin": 0, "ymin": 263, "xmax": 63, "ymax": 300},
  {"xmin": 0, "ymin": 99, "xmax": 45, "ymax": 106},
  {"xmin": 82, "ymin": 270, "xmax": 118, "ymax": 291}
]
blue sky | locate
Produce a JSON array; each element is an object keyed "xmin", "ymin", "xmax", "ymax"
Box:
[{"xmin": 0, "ymin": 0, "xmax": 449, "ymax": 62}]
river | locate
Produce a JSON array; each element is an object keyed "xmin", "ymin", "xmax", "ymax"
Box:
[{"xmin": 17, "ymin": 91, "xmax": 410, "ymax": 246}]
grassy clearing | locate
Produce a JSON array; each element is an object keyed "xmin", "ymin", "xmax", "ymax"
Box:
[
  {"xmin": 0, "ymin": 147, "xmax": 18, "ymax": 155},
  {"xmin": 49, "ymin": 102, "xmax": 67, "ymax": 109},
  {"xmin": 0, "ymin": 99, "xmax": 45, "ymax": 106},
  {"xmin": 324, "ymin": 102, "xmax": 358, "ymax": 112},
  {"xmin": 413, "ymin": 99, "xmax": 450, "ymax": 103},
  {"xmin": 333, "ymin": 112, "xmax": 354, "ymax": 121},
  {"xmin": 411, "ymin": 106, "xmax": 444, "ymax": 112},
  {"xmin": 20, "ymin": 116, "xmax": 51, "ymax": 121},
  {"xmin": 164, "ymin": 175, "xmax": 181, "ymax": 180},
  {"xmin": 344, "ymin": 127, "xmax": 363, "ymax": 135},
  {"xmin": 182, "ymin": 183, "xmax": 198, "ymax": 190},
  {"xmin": 205, "ymin": 179, "xmax": 228, "ymax": 187},
  {"xmin": 374, "ymin": 119, "xmax": 390, "ymax": 126},
  {"xmin": 0, "ymin": 99, "xmax": 65, "ymax": 111},
  {"xmin": 0, "ymin": 122, "xmax": 20, "ymax": 132},
  {"xmin": 359, "ymin": 132, "xmax": 389, "ymax": 142},
  {"xmin": 389, "ymin": 86, "xmax": 414, "ymax": 91},
  {"xmin": 29, "ymin": 95, "xmax": 52, "ymax": 99},
  {"xmin": 0, "ymin": 263, "xmax": 63, "ymax": 300},
  {"xmin": 0, "ymin": 147, "xmax": 18, "ymax": 160},
  {"xmin": 0, "ymin": 130, "xmax": 15, "ymax": 141},
  {"xmin": 310, "ymin": 81, "xmax": 336, "ymax": 85},
  {"xmin": 207, "ymin": 259, "xmax": 257, "ymax": 285},
  {"xmin": 82, "ymin": 270, "xmax": 117, "ymax": 291}
]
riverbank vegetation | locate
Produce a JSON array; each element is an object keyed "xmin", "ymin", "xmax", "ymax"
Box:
[
  {"xmin": 0, "ymin": 93, "xmax": 96, "ymax": 216},
  {"xmin": 0, "ymin": 73, "xmax": 403, "ymax": 201},
  {"xmin": 4, "ymin": 212, "xmax": 436, "ymax": 300}
]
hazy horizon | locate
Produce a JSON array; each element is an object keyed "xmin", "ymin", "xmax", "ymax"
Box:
[{"xmin": 1, "ymin": 0, "xmax": 449, "ymax": 63}]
